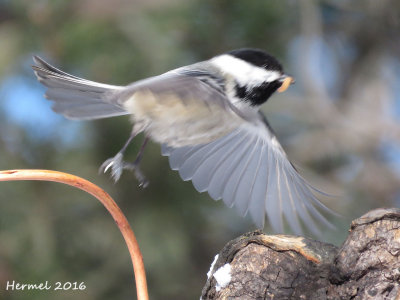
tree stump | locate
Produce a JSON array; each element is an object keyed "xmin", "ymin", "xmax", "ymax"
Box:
[{"xmin": 202, "ymin": 208, "xmax": 400, "ymax": 300}]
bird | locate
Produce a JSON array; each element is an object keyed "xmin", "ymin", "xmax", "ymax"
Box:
[{"xmin": 32, "ymin": 48, "xmax": 335, "ymax": 235}]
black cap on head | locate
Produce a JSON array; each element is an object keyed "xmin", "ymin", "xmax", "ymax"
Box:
[{"xmin": 228, "ymin": 48, "xmax": 283, "ymax": 72}]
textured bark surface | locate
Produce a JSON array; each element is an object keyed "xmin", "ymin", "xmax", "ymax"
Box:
[{"xmin": 202, "ymin": 208, "xmax": 400, "ymax": 300}]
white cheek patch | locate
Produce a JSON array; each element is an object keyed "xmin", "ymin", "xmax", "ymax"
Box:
[{"xmin": 211, "ymin": 54, "xmax": 281, "ymax": 88}]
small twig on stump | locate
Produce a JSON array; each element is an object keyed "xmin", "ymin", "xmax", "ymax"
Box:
[{"xmin": 0, "ymin": 169, "xmax": 149, "ymax": 300}]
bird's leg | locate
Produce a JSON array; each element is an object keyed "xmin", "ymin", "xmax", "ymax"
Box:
[
  {"xmin": 100, "ymin": 130, "xmax": 150, "ymax": 187},
  {"xmin": 99, "ymin": 129, "xmax": 138, "ymax": 182},
  {"xmin": 122, "ymin": 136, "xmax": 150, "ymax": 188}
]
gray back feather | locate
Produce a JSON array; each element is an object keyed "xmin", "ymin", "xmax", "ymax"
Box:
[{"xmin": 114, "ymin": 66, "xmax": 249, "ymax": 121}]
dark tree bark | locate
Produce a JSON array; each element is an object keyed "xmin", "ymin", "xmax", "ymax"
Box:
[{"xmin": 202, "ymin": 208, "xmax": 400, "ymax": 300}]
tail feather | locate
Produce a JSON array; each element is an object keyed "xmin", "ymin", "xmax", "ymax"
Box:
[
  {"xmin": 32, "ymin": 56, "xmax": 129, "ymax": 120},
  {"xmin": 52, "ymin": 102, "xmax": 127, "ymax": 119}
]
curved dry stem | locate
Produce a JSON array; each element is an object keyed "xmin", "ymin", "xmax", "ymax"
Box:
[{"xmin": 0, "ymin": 169, "xmax": 149, "ymax": 300}]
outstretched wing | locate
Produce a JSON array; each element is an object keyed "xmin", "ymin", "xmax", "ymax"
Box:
[{"xmin": 162, "ymin": 116, "xmax": 335, "ymax": 235}]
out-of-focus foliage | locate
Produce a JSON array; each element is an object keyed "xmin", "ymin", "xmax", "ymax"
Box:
[{"xmin": 0, "ymin": 0, "xmax": 399, "ymax": 299}]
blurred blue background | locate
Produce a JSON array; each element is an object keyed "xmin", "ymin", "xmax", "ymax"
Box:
[{"xmin": 0, "ymin": 1, "xmax": 399, "ymax": 299}]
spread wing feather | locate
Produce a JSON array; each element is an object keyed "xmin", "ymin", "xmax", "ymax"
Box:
[
  {"xmin": 248, "ymin": 141, "xmax": 269, "ymax": 228},
  {"xmin": 231, "ymin": 137, "xmax": 262, "ymax": 216},
  {"xmin": 162, "ymin": 122, "xmax": 334, "ymax": 234}
]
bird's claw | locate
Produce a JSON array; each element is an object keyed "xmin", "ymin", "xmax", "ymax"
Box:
[
  {"xmin": 123, "ymin": 162, "xmax": 149, "ymax": 188},
  {"xmin": 99, "ymin": 153, "xmax": 124, "ymax": 182},
  {"xmin": 99, "ymin": 153, "xmax": 149, "ymax": 187}
]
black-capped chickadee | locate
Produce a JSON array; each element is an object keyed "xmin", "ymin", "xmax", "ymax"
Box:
[{"xmin": 32, "ymin": 48, "xmax": 334, "ymax": 235}]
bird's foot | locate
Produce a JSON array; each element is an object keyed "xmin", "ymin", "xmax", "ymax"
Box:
[
  {"xmin": 123, "ymin": 162, "xmax": 149, "ymax": 188},
  {"xmin": 99, "ymin": 152, "xmax": 125, "ymax": 182},
  {"xmin": 99, "ymin": 153, "xmax": 149, "ymax": 187}
]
